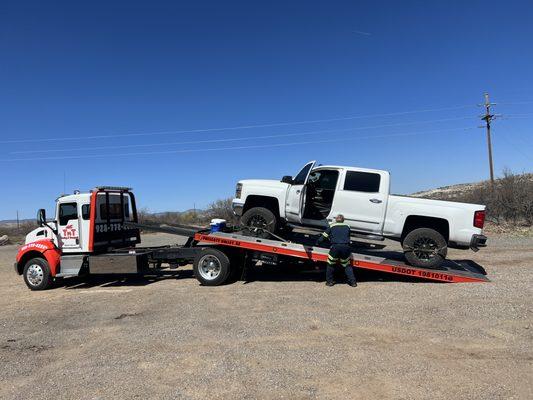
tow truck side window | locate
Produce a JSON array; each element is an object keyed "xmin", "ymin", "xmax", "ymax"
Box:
[
  {"xmin": 58, "ymin": 203, "xmax": 78, "ymax": 225},
  {"xmin": 82, "ymin": 204, "xmax": 90, "ymax": 220}
]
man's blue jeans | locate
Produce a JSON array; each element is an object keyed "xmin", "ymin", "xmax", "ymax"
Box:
[{"xmin": 326, "ymin": 244, "xmax": 356, "ymax": 284}]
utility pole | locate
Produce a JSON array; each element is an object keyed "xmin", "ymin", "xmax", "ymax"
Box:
[
  {"xmin": 479, "ymin": 93, "xmax": 497, "ymax": 185},
  {"xmin": 16, "ymin": 210, "xmax": 19, "ymax": 229}
]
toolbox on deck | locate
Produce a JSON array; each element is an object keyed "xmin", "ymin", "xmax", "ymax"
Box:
[{"xmin": 88, "ymin": 252, "xmax": 150, "ymax": 274}]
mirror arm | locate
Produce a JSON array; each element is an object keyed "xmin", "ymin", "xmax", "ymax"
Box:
[{"xmin": 44, "ymin": 221, "xmax": 58, "ymax": 234}]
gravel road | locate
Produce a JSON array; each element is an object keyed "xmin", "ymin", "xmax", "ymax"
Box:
[{"xmin": 0, "ymin": 233, "xmax": 531, "ymax": 399}]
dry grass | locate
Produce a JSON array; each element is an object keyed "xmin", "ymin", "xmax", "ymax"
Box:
[
  {"xmin": 413, "ymin": 170, "xmax": 533, "ymax": 230},
  {"xmin": 0, "ymin": 222, "xmax": 37, "ymax": 245}
]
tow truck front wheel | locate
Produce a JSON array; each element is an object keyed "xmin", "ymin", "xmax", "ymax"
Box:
[
  {"xmin": 23, "ymin": 258, "xmax": 52, "ymax": 291},
  {"xmin": 402, "ymin": 228, "xmax": 448, "ymax": 269}
]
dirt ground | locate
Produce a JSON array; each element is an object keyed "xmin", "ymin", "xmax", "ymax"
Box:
[{"xmin": 0, "ymin": 233, "xmax": 532, "ymax": 400}]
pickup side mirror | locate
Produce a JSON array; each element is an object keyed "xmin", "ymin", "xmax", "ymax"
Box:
[
  {"xmin": 281, "ymin": 175, "xmax": 293, "ymax": 184},
  {"xmin": 37, "ymin": 209, "xmax": 46, "ymax": 227}
]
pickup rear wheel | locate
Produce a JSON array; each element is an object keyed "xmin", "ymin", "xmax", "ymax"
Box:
[
  {"xmin": 240, "ymin": 207, "xmax": 277, "ymax": 238},
  {"xmin": 402, "ymin": 228, "xmax": 447, "ymax": 269}
]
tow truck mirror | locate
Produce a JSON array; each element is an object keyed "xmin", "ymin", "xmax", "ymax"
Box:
[
  {"xmin": 37, "ymin": 209, "xmax": 46, "ymax": 227},
  {"xmin": 281, "ymin": 176, "xmax": 293, "ymax": 184}
]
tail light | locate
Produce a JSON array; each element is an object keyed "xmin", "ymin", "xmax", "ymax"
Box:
[{"xmin": 473, "ymin": 210, "xmax": 485, "ymax": 229}]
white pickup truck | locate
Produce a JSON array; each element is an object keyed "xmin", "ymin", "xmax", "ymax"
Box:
[{"xmin": 232, "ymin": 161, "xmax": 487, "ymax": 268}]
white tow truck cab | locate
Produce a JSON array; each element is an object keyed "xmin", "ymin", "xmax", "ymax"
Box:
[
  {"xmin": 25, "ymin": 188, "xmax": 138, "ymax": 253},
  {"xmin": 15, "ymin": 187, "xmax": 142, "ymax": 290},
  {"xmin": 232, "ymin": 161, "xmax": 488, "ymax": 268}
]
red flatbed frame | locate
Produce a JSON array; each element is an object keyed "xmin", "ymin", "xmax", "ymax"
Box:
[{"xmin": 194, "ymin": 231, "xmax": 489, "ymax": 283}]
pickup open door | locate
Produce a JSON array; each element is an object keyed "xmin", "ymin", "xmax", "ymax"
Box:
[{"xmin": 285, "ymin": 161, "xmax": 316, "ymax": 224}]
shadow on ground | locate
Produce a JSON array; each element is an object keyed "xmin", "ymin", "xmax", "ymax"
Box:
[
  {"xmin": 57, "ymin": 270, "xmax": 194, "ymax": 289},
  {"xmin": 54, "ymin": 264, "xmax": 447, "ymax": 290}
]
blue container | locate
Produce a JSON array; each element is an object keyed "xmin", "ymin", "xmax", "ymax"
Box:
[{"xmin": 210, "ymin": 219, "xmax": 227, "ymax": 233}]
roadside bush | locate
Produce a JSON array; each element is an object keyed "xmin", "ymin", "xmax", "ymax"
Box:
[
  {"xmin": 426, "ymin": 170, "xmax": 533, "ymax": 226},
  {"xmin": 205, "ymin": 198, "xmax": 238, "ymax": 224},
  {"xmin": 0, "ymin": 221, "xmax": 37, "ymax": 244},
  {"xmin": 137, "ymin": 197, "xmax": 236, "ymax": 227}
]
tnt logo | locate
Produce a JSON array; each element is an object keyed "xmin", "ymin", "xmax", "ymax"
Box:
[{"xmin": 62, "ymin": 224, "xmax": 78, "ymax": 239}]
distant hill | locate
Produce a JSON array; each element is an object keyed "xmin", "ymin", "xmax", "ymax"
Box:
[
  {"xmin": 411, "ymin": 172, "xmax": 533, "ymax": 232},
  {"xmin": 0, "ymin": 219, "xmax": 33, "ymax": 226},
  {"xmin": 411, "ymin": 173, "xmax": 533, "ymax": 201},
  {"xmin": 151, "ymin": 209, "xmax": 206, "ymax": 217}
]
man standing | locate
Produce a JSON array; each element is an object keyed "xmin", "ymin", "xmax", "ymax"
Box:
[{"xmin": 316, "ymin": 214, "xmax": 357, "ymax": 287}]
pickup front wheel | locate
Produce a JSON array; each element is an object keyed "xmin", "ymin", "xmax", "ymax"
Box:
[
  {"xmin": 402, "ymin": 228, "xmax": 448, "ymax": 269},
  {"xmin": 240, "ymin": 207, "xmax": 277, "ymax": 238}
]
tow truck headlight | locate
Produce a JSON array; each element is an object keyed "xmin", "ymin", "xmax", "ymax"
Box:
[{"xmin": 235, "ymin": 183, "xmax": 242, "ymax": 199}]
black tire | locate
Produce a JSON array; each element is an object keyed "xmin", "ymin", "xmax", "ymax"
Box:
[
  {"xmin": 193, "ymin": 248, "xmax": 232, "ymax": 286},
  {"xmin": 240, "ymin": 207, "xmax": 277, "ymax": 238},
  {"xmin": 22, "ymin": 257, "xmax": 52, "ymax": 291},
  {"xmin": 402, "ymin": 228, "xmax": 448, "ymax": 269}
]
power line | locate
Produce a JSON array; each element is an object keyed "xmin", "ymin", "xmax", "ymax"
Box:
[
  {"xmin": 503, "ymin": 113, "xmax": 533, "ymax": 118},
  {"xmin": 495, "ymin": 132, "xmax": 533, "ymax": 163},
  {"xmin": 10, "ymin": 116, "xmax": 475, "ymax": 155},
  {"xmin": 497, "ymin": 100, "xmax": 533, "ymax": 105},
  {"xmin": 0, "ymin": 104, "xmax": 475, "ymax": 145},
  {"xmin": 1, "ymin": 126, "xmax": 474, "ymax": 162}
]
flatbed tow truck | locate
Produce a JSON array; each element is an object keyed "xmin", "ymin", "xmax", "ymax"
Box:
[{"xmin": 14, "ymin": 187, "xmax": 489, "ymax": 290}]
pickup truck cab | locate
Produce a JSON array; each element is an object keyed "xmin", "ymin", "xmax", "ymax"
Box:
[{"xmin": 232, "ymin": 161, "xmax": 487, "ymax": 268}]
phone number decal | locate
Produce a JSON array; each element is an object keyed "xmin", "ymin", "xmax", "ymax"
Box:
[{"xmin": 95, "ymin": 223, "xmax": 124, "ymax": 233}]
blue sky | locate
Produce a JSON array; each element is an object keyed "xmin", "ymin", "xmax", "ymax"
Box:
[{"xmin": 1, "ymin": 0, "xmax": 532, "ymax": 220}]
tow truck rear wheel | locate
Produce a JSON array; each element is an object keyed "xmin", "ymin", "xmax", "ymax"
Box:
[
  {"xmin": 23, "ymin": 257, "xmax": 52, "ymax": 291},
  {"xmin": 193, "ymin": 248, "xmax": 231, "ymax": 286},
  {"xmin": 240, "ymin": 207, "xmax": 277, "ymax": 238},
  {"xmin": 402, "ymin": 228, "xmax": 448, "ymax": 269}
]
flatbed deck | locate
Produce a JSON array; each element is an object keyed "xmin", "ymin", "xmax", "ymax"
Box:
[
  {"xmin": 54, "ymin": 222, "xmax": 488, "ymax": 286},
  {"xmin": 192, "ymin": 231, "xmax": 489, "ymax": 284}
]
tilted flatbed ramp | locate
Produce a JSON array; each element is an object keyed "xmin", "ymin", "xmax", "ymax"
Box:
[{"xmin": 194, "ymin": 232, "xmax": 489, "ymax": 283}]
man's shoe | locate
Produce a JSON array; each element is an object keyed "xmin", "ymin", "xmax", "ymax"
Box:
[
  {"xmin": 348, "ymin": 281, "xmax": 358, "ymax": 287},
  {"xmin": 326, "ymin": 281, "xmax": 335, "ymax": 287}
]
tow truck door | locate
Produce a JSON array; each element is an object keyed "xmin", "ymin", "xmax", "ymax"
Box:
[
  {"xmin": 285, "ymin": 161, "xmax": 316, "ymax": 223},
  {"xmin": 57, "ymin": 201, "xmax": 82, "ymax": 253}
]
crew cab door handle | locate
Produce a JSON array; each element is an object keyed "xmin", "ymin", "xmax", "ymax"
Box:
[
  {"xmin": 296, "ymin": 190, "xmax": 301, "ymax": 194},
  {"xmin": 369, "ymin": 198, "xmax": 382, "ymax": 204}
]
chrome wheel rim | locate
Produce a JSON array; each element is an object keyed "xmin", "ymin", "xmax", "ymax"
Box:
[
  {"xmin": 27, "ymin": 264, "xmax": 44, "ymax": 286},
  {"xmin": 198, "ymin": 255, "xmax": 222, "ymax": 281}
]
